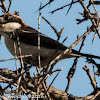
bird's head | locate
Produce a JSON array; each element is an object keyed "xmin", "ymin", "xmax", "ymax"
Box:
[{"xmin": 0, "ymin": 13, "xmax": 28, "ymax": 34}]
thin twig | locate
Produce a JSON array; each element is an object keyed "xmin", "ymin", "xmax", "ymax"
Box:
[
  {"xmin": 36, "ymin": 0, "xmax": 54, "ymax": 12},
  {"xmin": 47, "ymin": 71, "xmax": 60, "ymax": 92},
  {"xmin": 62, "ymin": 36, "xmax": 68, "ymax": 44},
  {"xmin": 50, "ymin": 0, "xmax": 78, "ymax": 14},
  {"xmin": 42, "ymin": 16, "xmax": 58, "ymax": 34},
  {"xmin": 65, "ymin": 36, "xmax": 86, "ymax": 92},
  {"xmin": 37, "ymin": 3, "xmax": 42, "ymax": 100},
  {"xmin": 66, "ymin": 0, "xmax": 74, "ymax": 15},
  {"xmin": 8, "ymin": 0, "xmax": 12, "ymax": 12},
  {"xmin": 15, "ymin": 34, "xmax": 25, "ymax": 94},
  {"xmin": 38, "ymin": 3, "xmax": 41, "ymax": 68},
  {"xmin": 0, "ymin": 0, "xmax": 7, "ymax": 12},
  {"xmin": 0, "ymin": 54, "xmax": 32, "ymax": 62},
  {"xmin": 42, "ymin": 16, "xmax": 64, "ymax": 41},
  {"xmin": 14, "ymin": 42, "xmax": 18, "ymax": 75},
  {"xmin": 83, "ymin": 65, "xmax": 97, "ymax": 89}
]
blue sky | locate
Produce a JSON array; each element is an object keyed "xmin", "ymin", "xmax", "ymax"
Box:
[{"xmin": 0, "ymin": 0, "xmax": 100, "ymax": 98}]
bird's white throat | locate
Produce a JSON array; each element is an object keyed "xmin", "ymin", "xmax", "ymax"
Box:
[{"xmin": 2, "ymin": 22, "xmax": 21, "ymax": 32}]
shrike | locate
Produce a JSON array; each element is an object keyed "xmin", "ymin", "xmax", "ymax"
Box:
[{"xmin": 0, "ymin": 13, "xmax": 99, "ymax": 67}]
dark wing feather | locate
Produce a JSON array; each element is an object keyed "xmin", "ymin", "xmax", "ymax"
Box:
[{"xmin": 12, "ymin": 27, "xmax": 67, "ymax": 50}]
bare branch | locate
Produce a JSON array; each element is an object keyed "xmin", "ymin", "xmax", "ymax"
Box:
[
  {"xmin": 42, "ymin": 16, "xmax": 64, "ymax": 41},
  {"xmin": 83, "ymin": 65, "xmax": 97, "ymax": 89},
  {"xmin": 47, "ymin": 71, "xmax": 60, "ymax": 92},
  {"xmin": 8, "ymin": 0, "xmax": 12, "ymax": 12},
  {"xmin": 0, "ymin": 54, "xmax": 32, "ymax": 62},
  {"xmin": 50, "ymin": 0, "xmax": 78, "ymax": 14},
  {"xmin": 65, "ymin": 36, "xmax": 86, "ymax": 92},
  {"xmin": 36, "ymin": 0, "xmax": 54, "ymax": 12},
  {"xmin": 0, "ymin": 0, "xmax": 7, "ymax": 12}
]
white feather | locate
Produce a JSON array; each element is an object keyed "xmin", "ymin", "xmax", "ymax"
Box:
[{"xmin": 2, "ymin": 22, "xmax": 21, "ymax": 32}]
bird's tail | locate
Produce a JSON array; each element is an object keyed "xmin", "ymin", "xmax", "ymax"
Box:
[
  {"xmin": 78, "ymin": 52, "xmax": 100, "ymax": 59},
  {"xmin": 61, "ymin": 51, "xmax": 100, "ymax": 59}
]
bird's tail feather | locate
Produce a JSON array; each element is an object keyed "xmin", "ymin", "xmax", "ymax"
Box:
[
  {"xmin": 62, "ymin": 52, "xmax": 100, "ymax": 59},
  {"xmin": 78, "ymin": 52, "xmax": 100, "ymax": 59}
]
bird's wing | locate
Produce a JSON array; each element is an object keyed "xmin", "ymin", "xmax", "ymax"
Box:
[{"xmin": 11, "ymin": 26, "xmax": 67, "ymax": 50}]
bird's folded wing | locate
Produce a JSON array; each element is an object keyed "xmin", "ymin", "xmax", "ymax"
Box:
[{"xmin": 12, "ymin": 26, "xmax": 67, "ymax": 50}]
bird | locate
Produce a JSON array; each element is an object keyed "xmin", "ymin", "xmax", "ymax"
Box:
[{"xmin": 0, "ymin": 13, "xmax": 100, "ymax": 67}]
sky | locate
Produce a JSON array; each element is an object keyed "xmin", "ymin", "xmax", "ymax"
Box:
[{"xmin": 0, "ymin": 0, "xmax": 100, "ymax": 99}]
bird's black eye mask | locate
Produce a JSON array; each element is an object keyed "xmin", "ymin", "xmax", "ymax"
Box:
[
  {"xmin": 0, "ymin": 14, "xmax": 23, "ymax": 25},
  {"xmin": 4, "ymin": 15, "xmax": 10, "ymax": 20}
]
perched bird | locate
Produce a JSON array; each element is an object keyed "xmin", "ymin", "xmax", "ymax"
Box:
[{"xmin": 0, "ymin": 13, "xmax": 100, "ymax": 67}]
